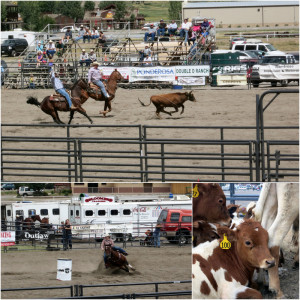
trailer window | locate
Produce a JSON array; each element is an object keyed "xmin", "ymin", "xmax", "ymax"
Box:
[
  {"xmin": 40, "ymin": 209, "xmax": 48, "ymax": 216},
  {"xmin": 111, "ymin": 209, "xmax": 119, "ymax": 216},
  {"xmin": 70, "ymin": 210, "xmax": 73, "ymax": 216},
  {"xmin": 76, "ymin": 210, "xmax": 80, "ymax": 217},
  {"xmin": 170, "ymin": 213, "xmax": 180, "ymax": 222},
  {"xmin": 85, "ymin": 210, "xmax": 94, "ymax": 216},
  {"xmin": 234, "ymin": 45, "xmax": 244, "ymax": 51},
  {"xmin": 98, "ymin": 210, "xmax": 106, "ymax": 216},
  {"xmin": 123, "ymin": 209, "xmax": 131, "ymax": 215},
  {"xmin": 53, "ymin": 209, "xmax": 59, "ymax": 215},
  {"xmin": 16, "ymin": 210, "xmax": 24, "ymax": 217},
  {"xmin": 28, "ymin": 209, "xmax": 36, "ymax": 216},
  {"xmin": 182, "ymin": 216, "xmax": 192, "ymax": 222},
  {"xmin": 7, "ymin": 210, "xmax": 11, "ymax": 217}
]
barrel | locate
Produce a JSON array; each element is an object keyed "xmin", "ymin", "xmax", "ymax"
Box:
[{"xmin": 57, "ymin": 259, "xmax": 72, "ymax": 281}]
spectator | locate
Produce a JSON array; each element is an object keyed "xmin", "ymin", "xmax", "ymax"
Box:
[
  {"xmin": 88, "ymin": 61, "xmax": 110, "ymax": 99},
  {"xmin": 46, "ymin": 40, "xmax": 56, "ymax": 59},
  {"xmin": 98, "ymin": 31, "xmax": 106, "ymax": 46},
  {"xmin": 144, "ymin": 24, "xmax": 156, "ymax": 42},
  {"xmin": 199, "ymin": 27, "xmax": 209, "ymax": 45},
  {"xmin": 64, "ymin": 28, "xmax": 72, "ymax": 42},
  {"xmin": 91, "ymin": 26, "xmax": 99, "ymax": 40},
  {"xmin": 75, "ymin": 25, "xmax": 85, "ymax": 42},
  {"xmin": 36, "ymin": 50, "xmax": 46, "ymax": 66},
  {"xmin": 101, "ymin": 235, "xmax": 128, "ymax": 268},
  {"xmin": 50, "ymin": 68, "xmax": 76, "ymax": 110},
  {"xmin": 64, "ymin": 219, "xmax": 72, "ymax": 250},
  {"xmin": 36, "ymin": 41, "xmax": 44, "ymax": 53},
  {"xmin": 139, "ymin": 45, "xmax": 151, "ymax": 61},
  {"xmin": 153, "ymin": 223, "xmax": 162, "ymax": 248},
  {"xmin": 15, "ymin": 215, "xmax": 21, "ymax": 244},
  {"xmin": 179, "ymin": 18, "xmax": 192, "ymax": 44},
  {"xmin": 56, "ymin": 39, "xmax": 65, "ymax": 57},
  {"xmin": 28, "ymin": 74, "xmax": 35, "ymax": 89},
  {"xmin": 79, "ymin": 49, "xmax": 89, "ymax": 66},
  {"xmin": 187, "ymin": 28, "xmax": 196, "ymax": 46},
  {"xmin": 167, "ymin": 20, "xmax": 178, "ymax": 37},
  {"xmin": 143, "ymin": 54, "xmax": 153, "ymax": 67},
  {"xmin": 201, "ymin": 18, "xmax": 210, "ymax": 30},
  {"xmin": 157, "ymin": 19, "xmax": 167, "ymax": 38},
  {"xmin": 83, "ymin": 27, "xmax": 91, "ymax": 43},
  {"xmin": 86, "ymin": 49, "xmax": 97, "ymax": 66},
  {"xmin": 96, "ymin": 8, "xmax": 101, "ymax": 17}
]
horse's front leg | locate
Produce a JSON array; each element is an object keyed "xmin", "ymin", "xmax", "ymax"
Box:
[
  {"xmin": 77, "ymin": 107, "xmax": 93, "ymax": 124},
  {"xmin": 68, "ymin": 111, "xmax": 75, "ymax": 124},
  {"xmin": 100, "ymin": 100, "xmax": 111, "ymax": 117}
]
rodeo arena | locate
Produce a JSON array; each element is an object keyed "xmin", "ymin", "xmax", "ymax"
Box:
[
  {"xmin": 1, "ymin": 190, "xmax": 192, "ymax": 299},
  {"xmin": 1, "ymin": 1, "xmax": 299, "ymax": 183}
]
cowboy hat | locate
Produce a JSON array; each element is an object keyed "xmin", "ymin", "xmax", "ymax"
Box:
[
  {"xmin": 49, "ymin": 40, "xmax": 53, "ymax": 43},
  {"xmin": 90, "ymin": 49, "xmax": 94, "ymax": 52},
  {"xmin": 82, "ymin": 49, "xmax": 86, "ymax": 52},
  {"xmin": 91, "ymin": 61, "xmax": 100, "ymax": 66}
]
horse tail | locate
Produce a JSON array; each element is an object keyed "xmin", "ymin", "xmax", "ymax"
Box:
[
  {"xmin": 27, "ymin": 96, "xmax": 41, "ymax": 107},
  {"xmin": 138, "ymin": 98, "xmax": 151, "ymax": 107}
]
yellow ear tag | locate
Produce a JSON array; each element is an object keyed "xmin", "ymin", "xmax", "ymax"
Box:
[
  {"xmin": 220, "ymin": 234, "xmax": 231, "ymax": 249},
  {"xmin": 193, "ymin": 185, "xmax": 199, "ymax": 198}
]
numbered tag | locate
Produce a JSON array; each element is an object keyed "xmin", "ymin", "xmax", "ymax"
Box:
[
  {"xmin": 220, "ymin": 234, "xmax": 231, "ymax": 249},
  {"xmin": 193, "ymin": 185, "xmax": 199, "ymax": 198}
]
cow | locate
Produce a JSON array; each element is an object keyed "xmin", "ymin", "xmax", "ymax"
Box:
[
  {"xmin": 192, "ymin": 219, "xmax": 275, "ymax": 299},
  {"xmin": 193, "ymin": 220, "xmax": 220, "ymax": 247},
  {"xmin": 193, "ymin": 183, "xmax": 231, "ymax": 226},
  {"xmin": 252, "ymin": 183, "xmax": 299, "ymax": 298},
  {"xmin": 138, "ymin": 91, "xmax": 196, "ymax": 119}
]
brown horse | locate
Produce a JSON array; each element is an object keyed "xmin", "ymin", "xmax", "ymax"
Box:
[
  {"xmin": 26, "ymin": 78, "xmax": 93, "ymax": 124},
  {"xmin": 104, "ymin": 245, "xmax": 135, "ymax": 272},
  {"xmin": 22, "ymin": 215, "xmax": 42, "ymax": 230},
  {"xmin": 87, "ymin": 69, "xmax": 123, "ymax": 117}
]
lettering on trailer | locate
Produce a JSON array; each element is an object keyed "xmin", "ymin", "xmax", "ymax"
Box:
[
  {"xmin": 1, "ymin": 231, "xmax": 15, "ymax": 246},
  {"xmin": 132, "ymin": 207, "xmax": 147, "ymax": 213},
  {"xmin": 84, "ymin": 196, "xmax": 114, "ymax": 203}
]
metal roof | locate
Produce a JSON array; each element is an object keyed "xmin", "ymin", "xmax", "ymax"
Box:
[{"xmin": 183, "ymin": 1, "xmax": 299, "ymax": 9}]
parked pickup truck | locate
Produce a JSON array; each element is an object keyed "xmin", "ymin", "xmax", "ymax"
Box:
[
  {"xmin": 250, "ymin": 53, "xmax": 299, "ymax": 87},
  {"xmin": 157, "ymin": 208, "xmax": 192, "ymax": 245}
]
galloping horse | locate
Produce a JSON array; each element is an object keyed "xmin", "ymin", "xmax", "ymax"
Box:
[
  {"xmin": 104, "ymin": 245, "xmax": 135, "ymax": 272},
  {"xmin": 27, "ymin": 78, "xmax": 93, "ymax": 124},
  {"xmin": 87, "ymin": 69, "xmax": 123, "ymax": 117}
]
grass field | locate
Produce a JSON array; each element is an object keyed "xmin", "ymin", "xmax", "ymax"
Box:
[{"xmin": 132, "ymin": 1, "xmax": 170, "ymax": 22}]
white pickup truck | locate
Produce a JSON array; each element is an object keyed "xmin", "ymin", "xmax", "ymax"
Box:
[
  {"xmin": 250, "ymin": 53, "xmax": 299, "ymax": 87},
  {"xmin": 19, "ymin": 186, "xmax": 35, "ymax": 197}
]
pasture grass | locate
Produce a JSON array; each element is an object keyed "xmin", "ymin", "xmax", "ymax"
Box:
[{"xmin": 132, "ymin": 1, "xmax": 170, "ymax": 22}]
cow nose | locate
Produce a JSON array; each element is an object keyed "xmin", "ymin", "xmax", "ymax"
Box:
[{"xmin": 266, "ymin": 259, "xmax": 275, "ymax": 268}]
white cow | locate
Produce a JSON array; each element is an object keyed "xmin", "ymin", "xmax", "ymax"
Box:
[{"xmin": 253, "ymin": 183, "xmax": 299, "ymax": 298}]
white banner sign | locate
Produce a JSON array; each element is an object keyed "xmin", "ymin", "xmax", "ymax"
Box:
[
  {"xmin": 255, "ymin": 64, "xmax": 299, "ymax": 80},
  {"xmin": 175, "ymin": 65, "xmax": 210, "ymax": 77},
  {"xmin": 217, "ymin": 75, "xmax": 247, "ymax": 86},
  {"xmin": 129, "ymin": 67, "xmax": 175, "ymax": 82},
  {"xmin": 100, "ymin": 67, "xmax": 130, "ymax": 80},
  {"xmin": 1, "ymin": 231, "xmax": 15, "ymax": 246},
  {"xmin": 177, "ymin": 76, "xmax": 206, "ymax": 85}
]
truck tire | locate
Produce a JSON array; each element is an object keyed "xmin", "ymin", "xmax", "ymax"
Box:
[
  {"xmin": 280, "ymin": 80, "xmax": 288, "ymax": 87},
  {"xmin": 271, "ymin": 81, "xmax": 277, "ymax": 87},
  {"xmin": 23, "ymin": 193, "xmax": 28, "ymax": 197},
  {"xmin": 252, "ymin": 82, "xmax": 259, "ymax": 88},
  {"xmin": 176, "ymin": 230, "xmax": 190, "ymax": 245},
  {"xmin": 11, "ymin": 50, "xmax": 17, "ymax": 57}
]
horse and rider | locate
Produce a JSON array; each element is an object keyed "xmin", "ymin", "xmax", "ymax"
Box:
[
  {"xmin": 27, "ymin": 62, "xmax": 123, "ymax": 123},
  {"xmin": 101, "ymin": 235, "xmax": 135, "ymax": 272}
]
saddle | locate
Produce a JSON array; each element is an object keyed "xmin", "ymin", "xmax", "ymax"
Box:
[
  {"xmin": 88, "ymin": 82, "xmax": 109, "ymax": 97},
  {"xmin": 49, "ymin": 90, "xmax": 72, "ymax": 102}
]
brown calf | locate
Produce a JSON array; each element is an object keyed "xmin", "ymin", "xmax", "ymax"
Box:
[{"xmin": 139, "ymin": 91, "xmax": 196, "ymax": 118}]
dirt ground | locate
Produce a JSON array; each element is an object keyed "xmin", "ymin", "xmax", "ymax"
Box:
[
  {"xmin": 1, "ymin": 85, "xmax": 298, "ymax": 181},
  {"xmin": 1, "ymin": 245, "xmax": 191, "ymax": 299}
]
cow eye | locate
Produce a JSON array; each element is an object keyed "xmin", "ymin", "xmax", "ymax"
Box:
[
  {"xmin": 218, "ymin": 199, "xmax": 223, "ymax": 203},
  {"xmin": 245, "ymin": 241, "xmax": 251, "ymax": 246}
]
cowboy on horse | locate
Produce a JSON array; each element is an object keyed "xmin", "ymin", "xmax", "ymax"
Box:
[
  {"xmin": 88, "ymin": 61, "xmax": 110, "ymax": 99},
  {"xmin": 50, "ymin": 68, "xmax": 77, "ymax": 111},
  {"xmin": 101, "ymin": 234, "xmax": 128, "ymax": 269}
]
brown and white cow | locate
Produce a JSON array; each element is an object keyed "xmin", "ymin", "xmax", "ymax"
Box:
[
  {"xmin": 253, "ymin": 183, "xmax": 299, "ymax": 298},
  {"xmin": 138, "ymin": 91, "xmax": 196, "ymax": 118},
  {"xmin": 193, "ymin": 183, "xmax": 231, "ymax": 226},
  {"xmin": 193, "ymin": 220, "xmax": 220, "ymax": 247},
  {"xmin": 192, "ymin": 219, "xmax": 275, "ymax": 299}
]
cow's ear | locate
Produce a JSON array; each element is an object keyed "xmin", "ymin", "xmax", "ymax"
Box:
[
  {"xmin": 218, "ymin": 226, "xmax": 237, "ymax": 242},
  {"xmin": 193, "ymin": 220, "xmax": 205, "ymax": 230},
  {"xmin": 189, "ymin": 91, "xmax": 193, "ymax": 95},
  {"xmin": 228, "ymin": 206, "xmax": 238, "ymax": 216},
  {"xmin": 185, "ymin": 92, "xmax": 189, "ymax": 96},
  {"xmin": 115, "ymin": 68, "xmax": 117, "ymax": 71}
]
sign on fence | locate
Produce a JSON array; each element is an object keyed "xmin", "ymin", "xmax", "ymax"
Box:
[
  {"xmin": 1, "ymin": 231, "xmax": 15, "ymax": 246},
  {"xmin": 129, "ymin": 66, "xmax": 176, "ymax": 82},
  {"xmin": 177, "ymin": 77, "xmax": 206, "ymax": 86},
  {"xmin": 217, "ymin": 75, "xmax": 247, "ymax": 86},
  {"xmin": 175, "ymin": 65, "xmax": 210, "ymax": 77},
  {"xmin": 252, "ymin": 64, "xmax": 299, "ymax": 80},
  {"xmin": 20, "ymin": 230, "xmax": 55, "ymax": 241}
]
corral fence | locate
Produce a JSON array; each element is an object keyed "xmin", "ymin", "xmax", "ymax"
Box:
[
  {"xmin": 1, "ymin": 280, "xmax": 192, "ymax": 299},
  {"xmin": 1, "ymin": 89, "xmax": 298, "ymax": 182}
]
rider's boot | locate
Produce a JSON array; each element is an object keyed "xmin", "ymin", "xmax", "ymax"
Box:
[
  {"xmin": 105, "ymin": 263, "xmax": 109, "ymax": 269},
  {"xmin": 70, "ymin": 104, "xmax": 77, "ymax": 110}
]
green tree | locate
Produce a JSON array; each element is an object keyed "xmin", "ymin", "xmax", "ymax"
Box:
[
  {"xmin": 40, "ymin": 1, "xmax": 57, "ymax": 13},
  {"xmin": 28, "ymin": 183, "xmax": 47, "ymax": 192},
  {"xmin": 18, "ymin": 1, "xmax": 42, "ymax": 31},
  {"xmin": 168, "ymin": 1, "xmax": 182, "ymax": 21},
  {"xmin": 98, "ymin": 1, "xmax": 113, "ymax": 10},
  {"xmin": 84, "ymin": 1, "xmax": 95, "ymax": 11},
  {"xmin": 1, "ymin": 2, "xmax": 7, "ymax": 23},
  {"xmin": 114, "ymin": 2, "xmax": 127, "ymax": 21},
  {"xmin": 60, "ymin": 1, "xmax": 84, "ymax": 22}
]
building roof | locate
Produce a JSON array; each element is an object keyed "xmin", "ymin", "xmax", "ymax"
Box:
[{"xmin": 183, "ymin": 1, "xmax": 299, "ymax": 9}]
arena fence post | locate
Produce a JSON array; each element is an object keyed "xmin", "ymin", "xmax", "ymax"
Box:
[{"xmin": 161, "ymin": 144, "xmax": 165, "ymax": 182}]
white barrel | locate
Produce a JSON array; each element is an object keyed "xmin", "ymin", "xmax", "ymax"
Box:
[{"xmin": 57, "ymin": 259, "xmax": 72, "ymax": 281}]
